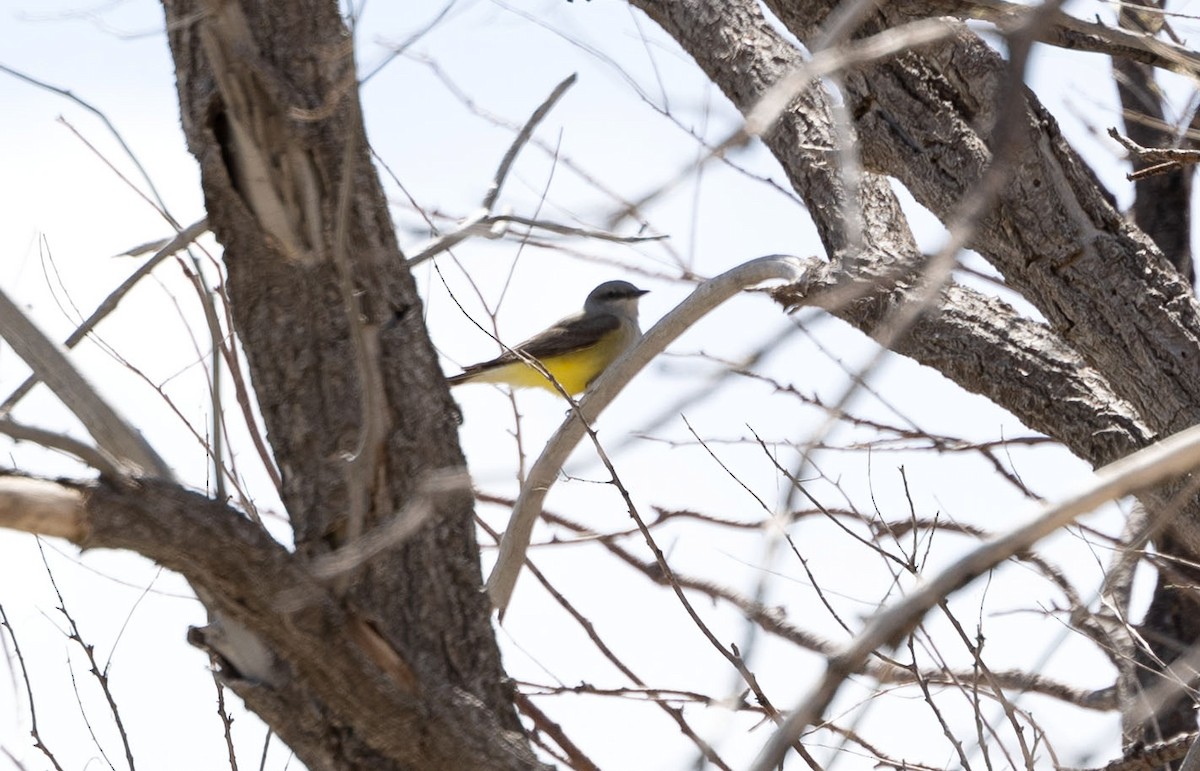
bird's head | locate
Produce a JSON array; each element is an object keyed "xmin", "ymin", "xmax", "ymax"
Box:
[{"xmin": 584, "ymin": 280, "xmax": 649, "ymax": 319}]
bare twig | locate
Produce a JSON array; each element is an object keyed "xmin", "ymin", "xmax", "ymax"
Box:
[
  {"xmin": 567, "ymin": 386, "xmax": 807, "ymax": 761},
  {"xmin": 483, "ymin": 73, "xmax": 575, "ymax": 211},
  {"xmin": 609, "ymin": 18, "xmax": 961, "ymax": 227},
  {"xmin": 405, "ymin": 74, "xmax": 587, "ymax": 268},
  {"xmin": 38, "ymin": 541, "xmax": 137, "ymax": 771},
  {"xmin": 256, "ymin": 729, "xmax": 272, "ymax": 771},
  {"xmin": 1108, "ymin": 126, "xmax": 1200, "ymax": 179},
  {"xmin": 485, "ymin": 493, "xmax": 1114, "ymax": 711},
  {"xmin": 405, "ymin": 211, "xmax": 665, "ymax": 266},
  {"xmin": 513, "ymin": 692, "xmax": 600, "ymax": 771},
  {"xmin": 0, "ymin": 62, "xmax": 172, "ymax": 209},
  {"xmin": 752, "ymin": 421, "xmax": 1200, "ymax": 771},
  {"xmin": 0, "ymin": 603, "xmax": 65, "ymax": 771},
  {"xmin": 213, "ymin": 675, "xmax": 240, "ymax": 771},
  {"xmin": 0, "ymin": 286, "xmax": 172, "ymax": 478},
  {"xmin": 476, "ymin": 516, "xmax": 734, "ymax": 769},
  {"xmin": 0, "ymin": 218, "xmax": 209, "ymax": 414},
  {"xmin": 904, "ymin": 636, "xmax": 973, "ymax": 768}
]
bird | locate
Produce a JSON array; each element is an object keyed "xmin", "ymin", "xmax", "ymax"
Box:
[{"xmin": 447, "ymin": 280, "xmax": 650, "ymax": 396}]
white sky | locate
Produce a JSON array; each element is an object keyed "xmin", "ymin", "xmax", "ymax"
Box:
[{"xmin": 0, "ymin": 0, "xmax": 1183, "ymax": 768}]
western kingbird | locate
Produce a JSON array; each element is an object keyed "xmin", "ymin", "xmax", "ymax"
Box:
[{"xmin": 448, "ymin": 280, "xmax": 649, "ymax": 396}]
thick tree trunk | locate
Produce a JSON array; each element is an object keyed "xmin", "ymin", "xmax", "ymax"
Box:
[{"xmin": 155, "ymin": 1, "xmax": 542, "ymax": 767}]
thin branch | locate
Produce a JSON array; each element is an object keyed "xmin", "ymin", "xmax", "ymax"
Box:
[
  {"xmin": 567, "ymin": 384, "xmax": 807, "ymax": 760},
  {"xmin": 0, "ymin": 286, "xmax": 172, "ymax": 478},
  {"xmin": 0, "ymin": 603, "xmax": 65, "ymax": 771},
  {"xmin": 904, "ymin": 636, "xmax": 974, "ymax": 768},
  {"xmin": 0, "ymin": 218, "xmax": 209, "ymax": 413},
  {"xmin": 513, "ymin": 693, "xmax": 600, "ymax": 771},
  {"xmin": 476, "ymin": 516, "xmax": 734, "ymax": 769},
  {"xmin": 609, "ymin": 18, "xmax": 961, "ymax": 228},
  {"xmin": 490, "ymin": 493, "xmax": 1115, "ymax": 711},
  {"xmin": 0, "ymin": 62, "xmax": 173, "ymax": 211},
  {"xmin": 1108, "ymin": 126, "xmax": 1200, "ymax": 179},
  {"xmin": 752, "ymin": 420, "xmax": 1200, "ymax": 771},
  {"xmin": 358, "ymin": 0, "xmax": 460, "ymax": 84},
  {"xmin": 482, "ymin": 73, "xmax": 576, "ymax": 211},
  {"xmin": 0, "ymin": 418, "xmax": 123, "ymax": 477},
  {"xmin": 941, "ymin": 0, "xmax": 1200, "ymax": 76},
  {"xmin": 256, "ymin": 728, "xmax": 272, "ymax": 771},
  {"xmin": 38, "ymin": 541, "xmax": 137, "ymax": 771},
  {"xmin": 405, "ymin": 212, "xmax": 665, "ymax": 266},
  {"xmin": 213, "ymin": 675, "xmax": 240, "ymax": 771},
  {"xmin": 404, "ymin": 74, "xmax": 590, "ymax": 269}
]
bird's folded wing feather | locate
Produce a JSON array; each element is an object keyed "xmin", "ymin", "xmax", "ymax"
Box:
[{"xmin": 460, "ymin": 311, "xmax": 620, "ymax": 373}]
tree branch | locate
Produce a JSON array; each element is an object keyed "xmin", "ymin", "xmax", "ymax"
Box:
[
  {"xmin": 753, "ymin": 421, "xmax": 1200, "ymax": 770},
  {"xmin": 0, "ymin": 287, "xmax": 172, "ymax": 478},
  {"xmin": 0, "ymin": 472, "xmax": 541, "ymax": 769}
]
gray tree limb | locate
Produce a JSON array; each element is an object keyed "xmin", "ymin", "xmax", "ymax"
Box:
[{"xmin": 628, "ymin": 0, "xmax": 1200, "ymax": 751}]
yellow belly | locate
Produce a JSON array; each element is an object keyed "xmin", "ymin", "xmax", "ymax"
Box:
[{"xmin": 470, "ymin": 332, "xmax": 629, "ymax": 395}]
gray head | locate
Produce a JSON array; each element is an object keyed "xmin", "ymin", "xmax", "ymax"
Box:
[{"xmin": 583, "ymin": 280, "xmax": 649, "ymax": 321}]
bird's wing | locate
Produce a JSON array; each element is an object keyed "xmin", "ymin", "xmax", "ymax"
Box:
[{"xmin": 459, "ymin": 311, "xmax": 621, "ymax": 373}]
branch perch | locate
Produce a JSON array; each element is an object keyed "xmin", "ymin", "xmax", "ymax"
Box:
[{"xmin": 485, "ymin": 254, "xmax": 810, "ymax": 614}]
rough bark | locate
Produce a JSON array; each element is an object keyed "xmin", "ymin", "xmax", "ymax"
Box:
[
  {"xmin": 76, "ymin": 479, "xmax": 529, "ymax": 769},
  {"xmin": 629, "ymin": 0, "xmax": 1200, "ymax": 749},
  {"xmin": 151, "ymin": 1, "xmax": 541, "ymax": 768},
  {"xmin": 627, "ymin": 0, "xmax": 1153, "ymax": 466},
  {"xmin": 1112, "ymin": 0, "xmax": 1193, "ymax": 282},
  {"xmin": 795, "ymin": 3, "xmax": 1200, "ymax": 444}
]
